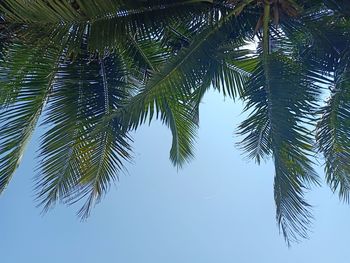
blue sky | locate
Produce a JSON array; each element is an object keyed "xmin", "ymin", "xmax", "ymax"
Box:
[{"xmin": 1, "ymin": 90, "xmax": 350, "ymax": 263}]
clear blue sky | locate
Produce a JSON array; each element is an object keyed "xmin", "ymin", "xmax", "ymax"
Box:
[{"xmin": 1, "ymin": 90, "xmax": 350, "ymax": 263}]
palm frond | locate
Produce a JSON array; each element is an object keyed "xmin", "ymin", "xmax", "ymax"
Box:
[
  {"xmin": 0, "ymin": 43, "xmax": 61, "ymax": 193},
  {"xmin": 36, "ymin": 51, "xmax": 133, "ymax": 218},
  {"xmin": 238, "ymin": 52, "xmax": 320, "ymax": 244},
  {"xmin": 282, "ymin": 6, "xmax": 350, "ymax": 202},
  {"xmin": 162, "ymin": 99, "xmax": 198, "ymax": 167},
  {"xmin": 316, "ymin": 52, "xmax": 350, "ymax": 202}
]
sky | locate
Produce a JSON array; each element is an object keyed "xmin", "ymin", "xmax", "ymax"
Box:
[{"xmin": 1, "ymin": 90, "xmax": 350, "ymax": 263}]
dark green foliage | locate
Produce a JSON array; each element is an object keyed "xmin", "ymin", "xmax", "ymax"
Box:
[
  {"xmin": 36, "ymin": 52, "xmax": 133, "ymax": 218},
  {"xmin": 239, "ymin": 53, "xmax": 321, "ymax": 244},
  {"xmin": 1, "ymin": 0, "xmax": 350, "ymax": 245},
  {"xmin": 317, "ymin": 51, "xmax": 350, "ymax": 202},
  {"xmin": 0, "ymin": 43, "xmax": 61, "ymax": 192}
]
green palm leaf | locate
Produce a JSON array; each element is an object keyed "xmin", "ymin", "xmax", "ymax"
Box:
[
  {"xmin": 0, "ymin": 43, "xmax": 61, "ymax": 192},
  {"xmin": 238, "ymin": 52, "xmax": 320, "ymax": 244},
  {"xmin": 316, "ymin": 51, "xmax": 350, "ymax": 202},
  {"xmin": 36, "ymin": 51, "xmax": 133, "ymax": 218}
]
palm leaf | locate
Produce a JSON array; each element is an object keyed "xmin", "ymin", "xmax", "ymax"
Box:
[
  {"xmin": 316, "ymin": 51, "xmax": 350, "ymax": 202},
  {"xmin": 0, "ymin": 43, "xmax": 61, "ymax": 193},
  {"xmin": 36, "ymin": 51, "xmax": 133, "ymax": 218},
  {"xmin": 238, "ymin": 52, "xmax": 320, "ymax": 244}
]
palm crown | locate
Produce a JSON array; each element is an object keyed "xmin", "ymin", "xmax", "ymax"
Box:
[{"xmin": 0, "ymin": 0, "xmax": 349, "ymax": 245}]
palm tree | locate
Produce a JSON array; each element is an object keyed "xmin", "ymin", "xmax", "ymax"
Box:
[{"xmin": 0, "ymin": 0, "xmax": 349, "ymax": 245}]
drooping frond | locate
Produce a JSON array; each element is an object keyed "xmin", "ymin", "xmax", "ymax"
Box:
[
  {"xmin": 316, "ymin": 52, "xmax": 350, "ymax": 202},
  {"xmin": 36, "ymin": 51, "xmax": 133, "ymax": 218},
  {"xmin": 238, "ymin": 51, "xmax": 320, "ymax": 244},
  {"xmin": 0, "ymin": 43, "xmax": 61, "ymax": 193},
  {"xmin": 161, "ymin": 98, "xmax": 198, "ymax": 167},
  {"xmin": 283, "ymin": 6, "xmax": 350, "ymax": 202}
]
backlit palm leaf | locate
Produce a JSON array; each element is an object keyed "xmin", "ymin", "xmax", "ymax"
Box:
[
  {"xmin": 238, "ymin": 52, "xmax": 320, "ymax": 244},
  {"xmin": 316, "ymin": 51, "xmax": 350, "ymax": 202},
  {"xmin": 36, "ymin": 51, "xmax": 133, "ymax": 218}
]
